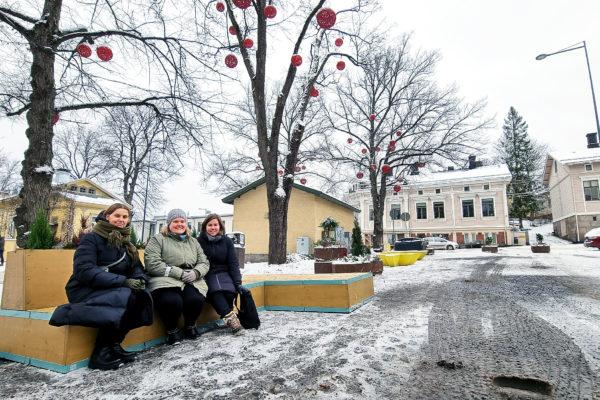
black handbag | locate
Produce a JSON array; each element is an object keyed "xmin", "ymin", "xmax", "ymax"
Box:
[{"xmin": 237, "ymin": 287, "xmax": 260, "ymax": 329}]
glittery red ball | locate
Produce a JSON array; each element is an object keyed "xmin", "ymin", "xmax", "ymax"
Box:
[
  {"xmin": 243, "ymin": 38, "xmax": 254, "ymax": 49},
  {"xmin": 394, "ymin": 184, "xmax": 402, "ymax": 193},
  {"xmin": 228, "ymin": 26, "xmax": 237, "ymax": 35},
  {"xmin": 264, "ymin": 5, "xmax": 277, "ymax": 19},
  {"xmin": 76, "ymin": 43, "xmax": 92, "ymax": 58},
  {"xmin": 225, "ymin": 53, "xmax": 238, "ymax": 68},
  {"xmin": 216, "ymin": 2, "xmax": 225, "ymax": 12},
  {"xmin": 382, "ymin": 164, "xmax": 391, "ymax": 174},
  {"xmin": 369, "ymin": 114, "xmax": 376, "ymax": 122},
  {"xmin": 51, "ymin": 113, "xmax": 60, "ymax": 125},
  {"xmin": 310, "ymin": 87, "xmax": 319, "ymax": 97},
  {"xmin": 291, "ymin": 54, "xmax": 303, "ymax": 67},
  {"xmin": 361, "ymin": 148, "xmax": 367, "ymax": 154},
  {"xmin": 370, "ymin": 164, "xmax": 377, "ymax": 172},
  {"xmin": 336, "ymin": 60, "xmax": 346, "ymax": 71},
  {"xmin": 316, "ymin": 8, "xmax": 336, "ymax": 29},
  {"xmin": 300, "ymin": 178, "xmax": 307, "ymax": 185},
  {"xmin": 347, "ymin": 138, "xmax": 353, "ymax": 144},
  {"xmin": 356, "ymin": 172, "xmax": 364, "ymax": 179},
  {"xmin": 335, "ymin": 38, "xmax": 344, "ymax": 47},
  {"xmin": 96, "ymin": 46, "xmax": 113, "ymax": 62},
  {"xmin": 233, "ymin": 0, "xmax": 251, "ymax": 9}
]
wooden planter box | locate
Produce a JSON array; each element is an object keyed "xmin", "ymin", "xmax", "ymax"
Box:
[
  {"xmin": 531, "ymin": 244, "xmax": 550, "ymax": 253},
  {"xmin": 482, "ymin": 245, "xmax": 498, "ymax": 253},
  {"xmin": 314, "ymin": 260, "xmax": 383, "ymax": 275},
  {"xmin": 314, "ymin": 247, "xmax": 348, "ymax": 261}
]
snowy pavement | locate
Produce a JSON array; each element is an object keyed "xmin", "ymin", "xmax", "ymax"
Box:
[{"xmin": 1, "ymin": 244, "xmax": 600, "ymax": 399}]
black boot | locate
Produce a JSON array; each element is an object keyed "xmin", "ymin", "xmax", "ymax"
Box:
[
  {"xmin": 111, "ymin": 344, "xmax": 138, "ymax": 363},
  {"xmin": 184, "ymin": 325, "xmax": 198, "ymax": 340},
  {"xmin": 88, "ymin": 345, "xmax": 124, "ymax": 370},
  {"xmin": 166, "ymin": 328, "xmax": 184, "ymax": 345}
]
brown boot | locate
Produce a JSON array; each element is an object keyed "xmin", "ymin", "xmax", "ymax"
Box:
[{"xmin": 224, "ymin": 311, "xmax": 244, "ymax": 335}]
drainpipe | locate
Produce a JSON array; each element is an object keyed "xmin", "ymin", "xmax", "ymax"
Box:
[{"xmin": 570, "ymin": 175, "xmax": 580, "ymax": 242}]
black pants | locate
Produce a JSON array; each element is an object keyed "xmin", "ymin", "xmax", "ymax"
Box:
[
  {"xmin": 0, "ymin": 250, "xmax": 4, "ymax": 265},
  {"xmin": 152, "ymin": 285, "xmax": 206, "ymax": 331},
  {"xmin": 96, "ymin": 290, "xmax": 148, "ymax": 347},
  {"xmin": 208, "ymin": 290, "xmax": 236, "ymax": 318}
]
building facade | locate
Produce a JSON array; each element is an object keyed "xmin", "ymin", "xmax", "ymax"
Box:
[
  {"xmin": 543, "ymin": 146, "xmax": 600, "ymax": 242},
  {"xmin": 345, "ymin": 164, "xmax": 512, "ymax": 246}
]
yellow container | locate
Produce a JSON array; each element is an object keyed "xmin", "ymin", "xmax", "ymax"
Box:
[
  {"xmin": 380, "ymin": 252, "xmax": 421, "ymax": 267},
  {"xmin": 392, "ymin": 250, "xmax": 427, "ymax": 260}
]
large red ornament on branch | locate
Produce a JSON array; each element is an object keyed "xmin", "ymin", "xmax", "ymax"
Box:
[
  {"xmin": 76, "ymin": 43, "xmax": 92, "ymax": 58},
  {"xmin": 347, "ymin": 138, "xmax": 353, "ymax": 144},
  {"xmin": 264, "ymin": 5, "xmax": 277, "ymax": 19},
  {"xmin": 336, "ymin": 60, "xmax": 346, "ymax": 71},
  {"xmin": 291, "ymin": 54, "xmax": 303, "ymax": 67},
  {"xmin": 316, "ymin": 8, "xmax": 336, "ymax": 29},
  {"xmin": 370, "ymin": 164, "xmax": 377, "ymax": 172},
  {"xmin": 233, "ymin": 0, "xmax": 251, "ymax": 9},
  {"xmin": 335, "ymin": 38, "xmax": 344, "ymax": 47},
  {"xmin": 216, "ymin": 2, "xmax": 225, "ymax": 12},
  {"xmin": 228, "ymin": 26, "xmax": 237, "ymax": 35},
  {"xmin": 396, "ymin": 130, "xmax": 403, "ymax": 137},
  {"xmin": 356, "ymin": 171, "xmax": 364, "ymax": 179},
  {"xmin": 225, "ymin": 54, "xmax": 238, "ymax": 68},
  {"xmin": 310, "ymin": 87, "xmax": 319, "ymax": 97},
  {"xmin": 96, "ymin": 46, "xmax": 113, "ymax": 62},
  {"xmin": 382, "ymin": 164, "xmax": 391, "ymax": 174},
  {"xmin": 243, "ymin": 38, "xmax": 254, "ymax": 49},
  {"xmin": 51, "ymin": 113, "xmax": 60, "ymax": 125},
  {"xmin": 361, "ymin": 148, "xmax": 368, "ymax": 154},
  {"xmin": 300, "ymin": 178, "xmax": 307, "ymax": 185},
  {"xmin": 393, "ymin": 184, "xmax": 402, "ymax": 193},
  {"xmin": 369, "ymin": 114, "xmax": 376, "ymax": 122}
]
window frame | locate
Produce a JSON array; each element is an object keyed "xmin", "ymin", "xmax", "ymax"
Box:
[
  {"xmin": 583, "ymin": 179, "xmax": 600, "ymax": 201},
  {"xmin": 481, "ymin": 198, "xmax": 495, "ymax": 217},
  {"xmin": 462, "ymin": 199, "xmax": 475, "ymax": 218},
  {"xmin": 463, "ymin": 186, "xmax": 470, "ymax": 192},
  {"xmin": 416, "ymin": 202, "xmax": 427, "ymax": 220},
  {"xmin": 433, "ymin": 201, "xmax": 445, "ymax": 219},
  {"xmin": 585, "ymin": 163, "xmax": 593, "ymax": 172}
]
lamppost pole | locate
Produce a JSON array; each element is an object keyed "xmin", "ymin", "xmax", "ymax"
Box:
[
  {"xmin": 140, "ymin": 148, "xmax": 151, "ymax": 244},
  {"xmin": 536, "ymin": 41, "xmax": 600, "ymax": 140}
]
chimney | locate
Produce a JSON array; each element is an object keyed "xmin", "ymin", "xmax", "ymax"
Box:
[
  {"xmin": 52, "ymin": 168, "xmax": 73, "ymax": 185},
  {"xmin": 447, "ymin": 166, "xmax": 455, "ymax": 171},
  {"xmin": 586, "ymin": 132, "xmax": 599, "ymax": 148},
  {"xmin": 468, "ymin": 155, "xmax": 476, "ymax": 169}
]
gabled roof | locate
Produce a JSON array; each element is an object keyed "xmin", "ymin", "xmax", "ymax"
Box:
[
  {"xmin": 407, "ymin": 164, "xmax": 511, "ymax": 186},
  {"xmin": 222, "ymin": 178, "xmax": 360, "ymax": 212},
  {"xmin": 548, "ymin": 148, "xmax": 600, "ymax": 165}
]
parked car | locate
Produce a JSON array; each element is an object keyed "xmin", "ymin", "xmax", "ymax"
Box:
[
  {"xmin": 424, "ymin": 236, "xmax": 459, "ymax": 250},
  {"xmin": 583, "ymin": 227, "xmax": 600, "ymax": 249},
  {"xmin": 393, "ymin": 237, "xmax": 426, "ymax": 251}
]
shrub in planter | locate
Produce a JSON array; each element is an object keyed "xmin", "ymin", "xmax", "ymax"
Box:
[
  {"xmin": 26, "ymin": 210, "xmax": 55, "ymax": 249},
  {"xmin": 482, "ymin": 236, "xmax": 498, "ymax": 253},
  {"xmin": 351, "ymin": 218, "xmax": 368, "ymax": 256},
  {"xmin": 531, "ymin": 233, "xmax": 550, "ymax": 253}
]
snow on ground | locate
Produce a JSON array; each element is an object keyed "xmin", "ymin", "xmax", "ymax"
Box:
[
  {"xmin": 1, "ymin": 244, "xmax": 600, "ymax": 398},
  {"xmin": 528, "ymin": 222, "xmax": 571, "ymax": 245}
]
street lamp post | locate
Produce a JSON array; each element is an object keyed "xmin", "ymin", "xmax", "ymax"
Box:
[{"xmin": 536, "ymin": 41, "xmax": 600, "ymax": 140}]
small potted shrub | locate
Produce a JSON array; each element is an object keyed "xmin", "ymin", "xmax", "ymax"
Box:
[
  {"xmin": 482, "ymin": 236, "xmax": 498, "ymax": 253},
  {"xmin": 314, "ymin": 217, "xmax": 347, "ymax": 260},
  {"xmin": 531, "ymin": 233, "xmax": 550, "ymax": 253}
]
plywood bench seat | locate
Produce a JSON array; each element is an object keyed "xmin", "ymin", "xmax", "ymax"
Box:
[{"xmin": 0, "ymin": 273, "xmax": 373, "ymax": 373}]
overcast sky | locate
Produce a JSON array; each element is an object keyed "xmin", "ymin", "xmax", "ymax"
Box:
[{"xmin": 1, "ymin": 0, "xmax": 599, "ymax": 216}]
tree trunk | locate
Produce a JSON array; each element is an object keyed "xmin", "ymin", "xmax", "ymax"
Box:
[
  {"xmin": 14, "ymin": 3, "xmax": 61, "ymax": 247},
  {"xmin": 266, "ymin": 181, "xmax": 291, "ymax": 264}
]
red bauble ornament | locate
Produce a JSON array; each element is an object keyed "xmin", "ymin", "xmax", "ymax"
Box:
[
  {"xmin": 300, "ymin": 178, "xmax": 307, "ymax": 185},
  {"xmin": 225, "ymin": 53, "xmax": 238, "ymax": 68},
  {"xmin": 369, "ymin": 114, "xmax": 376, "ymax": 122},
  {"xmin": 394, "ymin": 184, "xmax": 402, "ymax": 193},
  {"xmin": 316, "ymin": 8, "xmax": 336, "ymax": 29},
  {"xmin": 347, "ymin": 138, "xmax": 353, "ymax": 144},
  {"xmin": 382, "ymin": 164, "xmax": 391, "ymax": 174},
  {"xmin": 291, "ymin": 54, "xmax": 303, "ymax": 67},
  {"xmin": 278, "ymin": 169, "xmax": 284, "ymax": 176},
  {"xmin": 76, "ymin": 43, "xmax": 92, "ymax": 58},
  {"xmin": 216, "ymin": 2, "xmax": 225, "ymax": 12},
  {"xmin": 295, "ymin": 166, "xmax": 301, "ymax": 172},
  {"xmin": 356, "ymin": 171, "xmax": 364, "ymax": 179},
  {"xmin": 51, "ymin": 113, "xmax": 60, "ymax": 125},
  {"xmin": 243, "ymin": 38, "xmax": 254, "ymax": 49},
  {"xmin": 361, "ymin": 148, "xmax": 368, "ymax": 154},
  {"xmin": 336, "ymin": 60, "xmax": 346, "ymax": 71},
  {"xmin": 370, "ymin": 164, "xmax": 377, "ymax": 172},
  {"xmin": 310, "ymin": 87, "xmax": 319, "ymax": 97},
  {"xmin": 264, "ymin": 5, "xmax": 277, "ymax": 19},
  {"xmin": 96, "ymin": 46, "xmax": 113, "ymax": 62},
  {"xmin": 375, "ymin": 146, "xmax": 381, "ymax": 152},
  {"xmin": 396, "ymin": 130, "xmax": 402, "ymax": 137},
  {"xmin": 335, "ymin": 38, "xmax": 344, "ymax": 47},
  {"xmin": 233, "ymin": 0, "xmax": 251, "ymax": 9},
  {"xmin": 389, "ymin": 140, "xmax": 396, "ymax": 148},
  {"xmin": 228, "ymin": 26, "xmax": 237, "ymax": 35},
  {"xmin": 301, "ymin": 165, "xmax": 306, "ymax": 170}
]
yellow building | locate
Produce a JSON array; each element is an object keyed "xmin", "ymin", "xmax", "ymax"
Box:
[
  {"xmin": 0, "ymin": 178, "xmax": 127, "ymax": 253},
  {"xmin": 222, "ymin": 178, "xmax": 359, "ymax": 256}
]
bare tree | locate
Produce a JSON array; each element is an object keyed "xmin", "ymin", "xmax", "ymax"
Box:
[
  {"xmin": 53, "ymin": 126, "xmax": 108, "ymax": 179},
  {"xmin": 200, "ymin": 0, "xmax": 373, "ymax": 263},
  {"xmin": 0, "ymin": 1, "xmax": 214, "ymax": 246},
  {"xmin": 0, "ymin": 150, "xmax": 21, "ymax": 195},
  {"xmin": 321, "ymin": 35, "xmax": 492, "ymax": 247}
]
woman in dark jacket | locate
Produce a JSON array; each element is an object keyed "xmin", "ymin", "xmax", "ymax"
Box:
[
  {"xmin": 197, "ymin": 213, "xmax": 243, "ymax": 334},
  {"xmin": 50, "ymin": 203, "xmax": 153, "ymax": 370}
]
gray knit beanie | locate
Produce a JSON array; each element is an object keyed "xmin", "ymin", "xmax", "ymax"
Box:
[{"xmin": 166, "ymin": 208, "xmax": 187, "ymax": 225}]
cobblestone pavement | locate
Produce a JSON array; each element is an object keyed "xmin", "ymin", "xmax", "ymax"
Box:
[{"xmin": 0, "ymin": 251, "xmax": 599, "ymax": 399}]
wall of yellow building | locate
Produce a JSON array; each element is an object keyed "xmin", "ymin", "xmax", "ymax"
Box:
[{"xmin": 232, "ymin": 183, "xmax": 355, "ymax": 255}]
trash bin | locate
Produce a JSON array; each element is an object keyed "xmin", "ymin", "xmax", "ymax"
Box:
[{"xmin": 226, "ymin": 231, "xmax": 245, "ymax": 269}]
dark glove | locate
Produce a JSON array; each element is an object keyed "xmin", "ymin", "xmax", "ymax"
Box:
[{"xmin": 124, "ymin": 278, "xmax": 145, "ymax": 290}]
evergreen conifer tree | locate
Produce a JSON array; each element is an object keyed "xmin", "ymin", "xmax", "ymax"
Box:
[
  {"xmin": 495, "ymin": 107, "xmax": 543, "ymax": 228},
  {"xmin": 26, "ymin": 210, "xmax": 54, "ymax": 249},
  {"xmin": 351, "ymin": 218, "xmax": 366, "ymax": 256},
  {"xmin": 130, "ymin": 226, "xmax": 141, "ymax": 248}
]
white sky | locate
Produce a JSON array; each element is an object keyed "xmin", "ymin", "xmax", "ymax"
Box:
[{"xmin": 1, "ymin": 0, "xmax": 599, "ymax": 216}]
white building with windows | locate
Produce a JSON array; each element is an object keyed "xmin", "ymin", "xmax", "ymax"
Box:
[
  {"xmin": 543, "ymin": 143, "xmax": 600, "ymax": 242},
  {"xmin": 133, "ymin": 212, "xmax": 234, "ymax": 244},
  {"xmin": 345, "ymin": 163, "xmax": 512, "ymax": 246}
]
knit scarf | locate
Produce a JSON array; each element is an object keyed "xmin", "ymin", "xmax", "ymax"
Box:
[
  {"xmin": 93, "ymin": 220, "xmax": 139, "ymax": 264},
  {"xmin": 206, "ymin": 234, "xmax": 222, "ymax": 242}
]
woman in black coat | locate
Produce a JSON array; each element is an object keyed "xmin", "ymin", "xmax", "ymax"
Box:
[
  {"xmin": 197, "ymin": 213, "xmax": 243, "ymax": 334},
  {"xmin": 50, "ymin": 203, "xmax": 153, "ymax": 370}
]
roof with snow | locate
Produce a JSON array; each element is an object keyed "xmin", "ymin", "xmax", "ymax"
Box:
[
  {"xmin": 548, "ymin": 148, "xmax": 600, "ymax": 165},
  {"xmin": 406, "ymin": 164, "xmax": 511, "ymax": 186},
  {"xmin": 222, "ymin": 178, "xmax": 360, "ymax": 212}
]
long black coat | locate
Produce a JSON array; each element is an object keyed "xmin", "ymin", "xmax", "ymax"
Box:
[
  {"xmin": 197, "ymin": 233, "xmax": 242, "ymax": 294},
  {"xmin": 50, "ymin": 231, "xmax": 153, "ymax": 329}
]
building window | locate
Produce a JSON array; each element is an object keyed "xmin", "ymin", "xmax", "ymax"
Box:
[
  {"xmin": 390, "ymin": 204, "xmax": 401, "ymax": 220},
  {"xmin": 583, "ymin": 180, "xmax": 600, "ymax": 201},
  {"xmin": 462, "ymin": 199, "xmax": 474, "ymax": 218},
  {"xmin": 79, "ymin": 187, "xmax": 86, "ymax": 193},
  {"xmin": 369, "ymin": 206, "xmax": 374, "ymax": 221},
  {"xmin": 482, "ymin": 198, "xmax": 495, "ymax": 217},
  {"xmin": 483, "ymin": 183, "xmax": 490, "ymax": 190},
  {"xmin": 416, "ymin": 202, "xmax": 427, "ymax": 219},
  {"xmin": 435, "ymin": 188, "xmax": 441, "ymax": 194},
  {"xmin": 433, "ymin": 202, "xmax": 445, "ymax": 219},
  {"xmin": 585, "ymin": 163, "xmax": 593, "ymax": 171},
  {"xmin": 69, "ymin": 185, "xmax": 77, "ymax": 192},
  {"xmin": 464, "ymin": 186, "xmax": 470, "ymax": 192},
  {"xmin": 418, "ymin": 190, "xmax": 423, "ymax": 195},
  {"xmin": 88, "ymin": 188, "xmax": 96, "ymax": 195}
]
